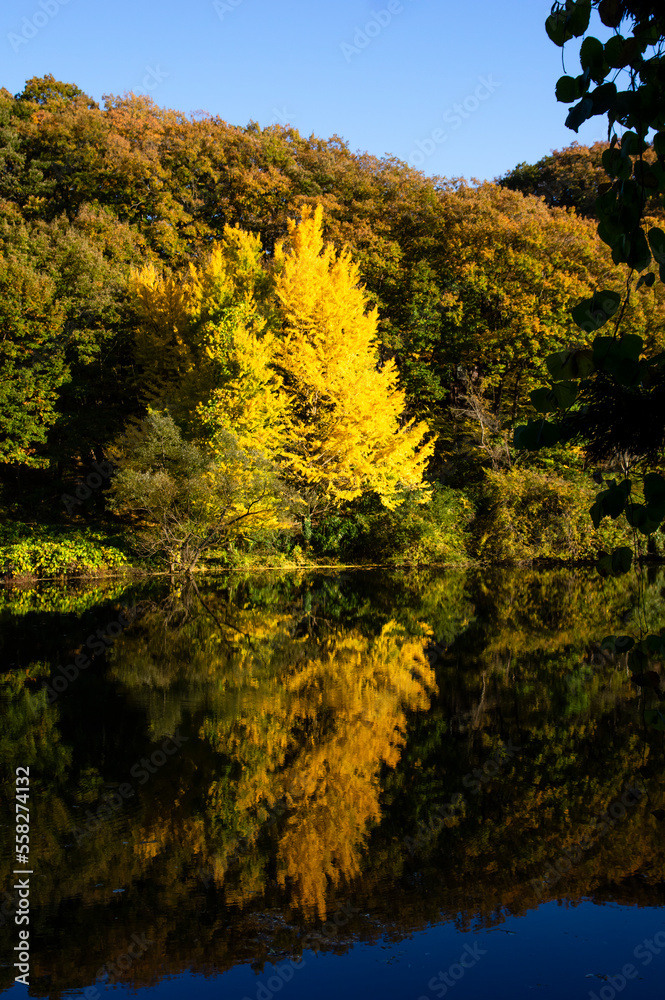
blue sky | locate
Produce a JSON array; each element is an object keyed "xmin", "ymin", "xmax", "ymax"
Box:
[{"xmin": 1, "ymin": 0, "xmax": 609, "ymax": 182}]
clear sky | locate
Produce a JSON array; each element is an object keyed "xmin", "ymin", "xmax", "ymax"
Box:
[{"xmin": 1, "ymin": 0, "xmax": 610, "ymax": 182}]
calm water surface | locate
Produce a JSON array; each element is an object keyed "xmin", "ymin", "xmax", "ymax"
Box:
[{"xmin": 1, "ymin": 567, "xmax": 665, "ymax": 999}]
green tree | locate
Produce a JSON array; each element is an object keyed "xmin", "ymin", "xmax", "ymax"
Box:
[
  {"xmin": 109, "ymin": 410, "xmax": 289, "ymax": 573},
  {"xmin": 0, "ymin": 254, "xmax": 68, "ymax": 465}
]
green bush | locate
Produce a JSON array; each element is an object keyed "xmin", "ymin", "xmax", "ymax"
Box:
[
  {"xmin": 474, "ymin": 467, "xmax": 631, "ymax": 562},
  {"xmin": 308, "ymin": 484, "xmax": 473, "ymax": 565},
  {"xmin": 0, "ymin": 525, "xmax": 129, "ymax": 578}
]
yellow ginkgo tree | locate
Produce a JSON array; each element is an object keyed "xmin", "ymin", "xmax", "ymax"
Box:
[
  {"xmin": 130, "ymin": 225, "xmax": 272, "ymax": 425},
  {"xmin": 273, "ymin": 204, "xmax": 435, "ymax": 514},
  {"xmin": 124, "ymin": 205, "xmax": 435, "ymax": 564}
]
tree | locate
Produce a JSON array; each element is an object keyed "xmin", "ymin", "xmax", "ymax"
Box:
[
  {"xmin": 109, "ymin": 410, "xmax": 289, "ymax": 574},
  {"xmin": 130, "ymin": 224, "xmax": 273, "ymax": 426},
  {"xmin": 499, "ymin": 141, "xmax": 612, "ymax": 216},
  {"xmin": 0, "ymin": 254, "xmax": 68, "ymax": 466},
  {"xmin": 272, "ymin": 204, "xmax": 434, "ymax": 514}
]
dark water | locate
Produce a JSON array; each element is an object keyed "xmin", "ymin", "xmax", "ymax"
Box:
[{"xmin": 1, "ymin": 567, "xmax": 665, "ymax": 999}]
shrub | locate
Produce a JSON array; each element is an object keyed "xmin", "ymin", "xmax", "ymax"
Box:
[
  {"xmin": 0, "ymin": 525, "xmax": 129, "ymax": 579},
  {"xmin": 474, "ymin": 467, "xmax": 631, "ymax": 562},
  {"xmin": 308, "ymin": 484, "xmax": 473, "ymax": 564}
]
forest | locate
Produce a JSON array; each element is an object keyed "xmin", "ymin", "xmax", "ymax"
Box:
[{"xmin": 2, "ymin": 73, "xmax": 665, "ymax": 576}]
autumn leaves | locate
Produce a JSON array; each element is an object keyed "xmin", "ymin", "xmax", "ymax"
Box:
[{"xmin": 125, "ymin": 204, "xmax": 434, "ymax": 554}]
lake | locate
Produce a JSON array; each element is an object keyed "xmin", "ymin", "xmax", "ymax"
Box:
[{"xmin": 1, "ymin": 567, "xmax": 665, "ymax": 999}]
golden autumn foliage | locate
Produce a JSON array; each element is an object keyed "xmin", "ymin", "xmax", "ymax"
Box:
[
  {"xmin": 128, "ymin": 204, "xmax": 434, "ymax": 523},
  {"xmin": 130, "ymin": 226, "xmax": 271, "ymax": 422},
  {"xmin": 272, "ymin": 205, "xmax": 435, "ymax": 511},
  {"xmin": 200, "ymin": 618, "xmax": 436, "ymax": 917}
]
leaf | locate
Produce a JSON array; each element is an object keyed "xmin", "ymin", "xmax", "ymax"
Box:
[
  {"xmin": 646, "ymin": 498, "xmax": 665, "ymax": 528},
  {"xmin": 590, "ymin": 498, "xmax": 604, "ymax": 529},
  {"xmin": 604, "ymin": 33, "xmax": 626, "ymax": 67},
  {"xmin": 545, "ymin": 348, "xmax": 594, "ymax": 380},
  {"xmin": 546, "ymin": 10, "xmax": 573, "ymax": 46},
  {"xmin": 592, "ymin": 334, "xmax": 643, "ymax": 377},
  {"xmin": 567, "ymin": 0, "xmax": 592, "ymax": 36},
  {"xmin": 612, "ymin": 546, "xmax": 633, "ymax": 573},
  {"xmin": 626, "ymin": 227, "xmax": 652, "ymax": 272},
  {"xmin": 513, "ymin": 419, "xmax": 560, "ymax": 451},
  {"xmin": 529, "ymin": 387, "xmax": 555, "ymax": 414},
  {"xmin": 645, "ymin": 634, "xmax": 665, "ymax": 657},
  {"xmin": 596, "ymin": 546, "xmax": 632, "ymax": 577},
  {"xmin": 571, "ymin": 290, "xmax": 621, "ymax": 332},
  {"xmin": 654, "ymin": 132, "xmax": 665, "ymax": 158},
  {"xmin": 644, "ymin": 472, "xmax": 665, "ymax": 502},
  {"xmin": 552, "ymin": 381, "xmax": 578, "ymax": 409},
  {"xmin": 625, "ymin": 502, "xmax": 659, "ymax": 535},
  {"xmin": 591, "ymin": 481, "xmax": 631, "ymax": 527},
  {"xmin": 556, "ymin": 75, "xmax": 583, "ymax": 104},
  {"xmin": 580, "ymin": 37, "xmax": 606, "ymax": 82},
  {"xmin": 601, "ymin": 146, "xmax": 625, "ymax": 177},
  {"xmin": 565, "ymin": 97, "xmax": 594, "ymax": 132},
  {"xmin": 648, "ymin": 227, "xmax": 665, "ymax": 265},
  {"xmin": 597, "ymin": 0, "xmax": 622, "ymax": 28},
  {"xmin": 636, "ymin": 272, "xmax": 656, "ymax": 290},
  {"xmin": 632, "ymin": 668, "xmax": 661, "ymax": 688},
  {"xmin": 590, "ymin": 81, "xmax": 616, "ymax": 114},
  {"xmin": 620, "ymin": 131, "xmax": 642, "ymax": 157}
]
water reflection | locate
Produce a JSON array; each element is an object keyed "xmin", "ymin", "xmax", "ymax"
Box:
[{"xmin": 1, "ymin": 568, "xmax": 665, "ymax": 996}]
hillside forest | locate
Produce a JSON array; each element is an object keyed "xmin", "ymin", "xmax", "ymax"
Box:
[{"xmin": 2, "ymin": 75, "xmax": 665, "ymax": 575}]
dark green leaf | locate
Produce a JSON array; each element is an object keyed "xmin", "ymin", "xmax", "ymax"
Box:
[
  {"xmin": 597, "ymin": 546, "xmax": 633, "ymax": 576},
  {"xmin": 626, "ymin": 228, "xmax": 652, "ymax": 272},
  {"xmin": 620, "ymin": 131, "xmax": 643, "ymax": 157},
  {"xmin": 545, "ymin": 348, "xmax": 594, "ymax": 379},
  {"xmin": 529, "ymin": 387, "xmax": 554, "ymax": 414},
  {"xmin": 590, "ymin": 498, "xmax": 604, "ymax": 530},
  {"xmin": 572, "ymin": 290, "xmax": 621, "ymax": 332},
  {"xmin": 636, "ymin": 272, "xmax": 656, "ymax": 289},
  {"xmin": 552, "ymin": 380, "xmax": 578, "ymax": 409},
  {"xmin": 628, "ymin": 647, "xmax": 649, "ymax": 670},
  {"xmin": 645, "ymin": 634, "xmax": 665, "ymax": 656},
  {"xmin": 645, "ymin": 498, "xmax": 665, "ymax": 528},
  {"xmin": 612, "ymin": 546, "xmax": 633, "ymax": 573},
  {"xmin": 546, "ymin": 10, "xmax": 572, "ymax": 46},
  {"xmin": 513, "ymin": 418, "xmax": 560, "ymax": 451},
  {"xmin": 567, "ymin": 0, "xmax": 592, "ymax": 35},
  {"xmin": 603, "ymin": 483, "xmax": 630, "ymax": 518},
  {"xmin": 625, "ymin": 502, "xmax": 658, "ymax": 534},
  {"xmin": 580, "ymin": 36, "xmax": 607, "ymax": 83},
  {"xmin": 597, "ymin": 0, "xmax": 622, "ymax": 28},
  {"xmin": 556, "ymin": 75, "xmax": 583, "ymax": 103},
  {"xmin": 590, "ymin": 81, "xmax": 616, "ymax": 114},
  {"xmin": 643, "ymin": 472, "xmax": 665, "ymax": 502},
  {"xmin": 634, "ymin": 160, "xmax": 660, "ymax": 190},
  {"xmin": 604, "ymin": 33, "xmax": 626, "ymax": 66}
]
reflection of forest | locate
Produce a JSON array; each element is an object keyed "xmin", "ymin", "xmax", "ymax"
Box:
[{"xmin": 1, "ymin": 568, "xmax": 665, "ymax": 995}]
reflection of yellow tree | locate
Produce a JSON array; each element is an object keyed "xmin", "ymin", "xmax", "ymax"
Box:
[{"xmin": 203, "ymin": 622, "xmax": 436, "ymax": 917}]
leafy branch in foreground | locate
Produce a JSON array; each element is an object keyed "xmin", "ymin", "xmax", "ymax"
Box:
[{"xmin": 516, "ymin": 0, "xmax": 665, "ymax": 717}]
